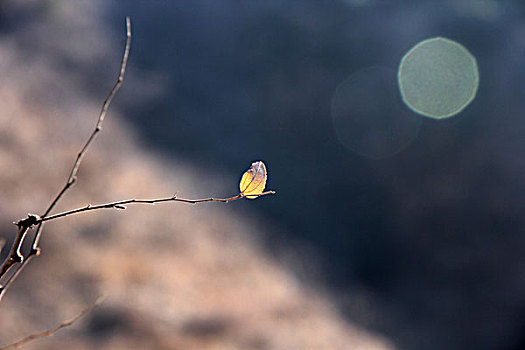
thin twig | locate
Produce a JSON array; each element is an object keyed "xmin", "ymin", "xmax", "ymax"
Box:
[
  {"xmin": 0, "ymin": 295, "xmax": 106, "ymax": 350},
  {"xmin": 0, "ymin": 17, "xmax": 132, "ymax": 300},
  {"xmin": 37, "ymin": 190, "xmax": 277, "ymax": 224},
  {"xmin": 35, "ymin": 16, "xmax": 132, "ymax": 248}
]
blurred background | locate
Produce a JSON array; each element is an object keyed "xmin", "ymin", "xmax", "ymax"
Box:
[{"xmin": 0, "ymin": 0, "xmax": 524, "ymax": 349}]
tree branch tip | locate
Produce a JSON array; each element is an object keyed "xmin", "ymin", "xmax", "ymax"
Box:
[{"xmin": 113, "ymin": 205, "xmax": 126, "ymax": 210}]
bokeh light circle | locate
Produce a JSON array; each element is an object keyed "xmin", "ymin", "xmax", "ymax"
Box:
[
  {"xmin": 331, "ymin": 66, "xmax": 422, "ymax": 159},
  {"xmin": 398, "ymin": 37, "xmax": 479, "ymax": 119}
]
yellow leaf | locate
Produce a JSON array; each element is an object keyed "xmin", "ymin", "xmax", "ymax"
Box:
[{"xmin": 239, "ymin": 161, "xmax": 267, "ymax": 199}]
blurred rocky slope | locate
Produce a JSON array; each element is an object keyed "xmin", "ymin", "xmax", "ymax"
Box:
[{"xmin": 0, "ymin": 2, "xmax": 394, "ymax": 349}]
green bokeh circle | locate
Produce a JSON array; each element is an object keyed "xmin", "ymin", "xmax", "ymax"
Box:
[{"xmin": 398, "ymin": 37, "xmax": 479, "ymax": 119}]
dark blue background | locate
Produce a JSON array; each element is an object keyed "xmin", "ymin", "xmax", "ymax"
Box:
[{"xmin": 105, "ymin": 1, "xmax": 525, "ymax": 349}]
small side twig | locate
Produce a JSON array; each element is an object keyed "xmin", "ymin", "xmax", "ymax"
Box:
[
  {"xmin": 0, "ymin": 295, "xmax": 106, "ymax": 350},
  {"xmin": 0, "ymin": 17, "xmax": 132, "ymax": 300}
]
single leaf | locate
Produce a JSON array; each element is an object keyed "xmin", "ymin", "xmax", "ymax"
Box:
[{"xmin": 239, "ymin": 161, "xmax": 267, "ymax": 199}]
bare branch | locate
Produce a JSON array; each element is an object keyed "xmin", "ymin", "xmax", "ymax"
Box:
[
  {"xmin": 0, "ymin": 14, "xmax": 277, "ymax": 309},
  {"xmin": 0, "ymin": 17, "xmax": 132, "ymax": 300},
  {"xmin": 0, "ymin": 295, "xmax": 106, "ymax": 350},
  {"xmin": 37, "ymin": 190, "xmax": 277, "ymax": 224}
]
